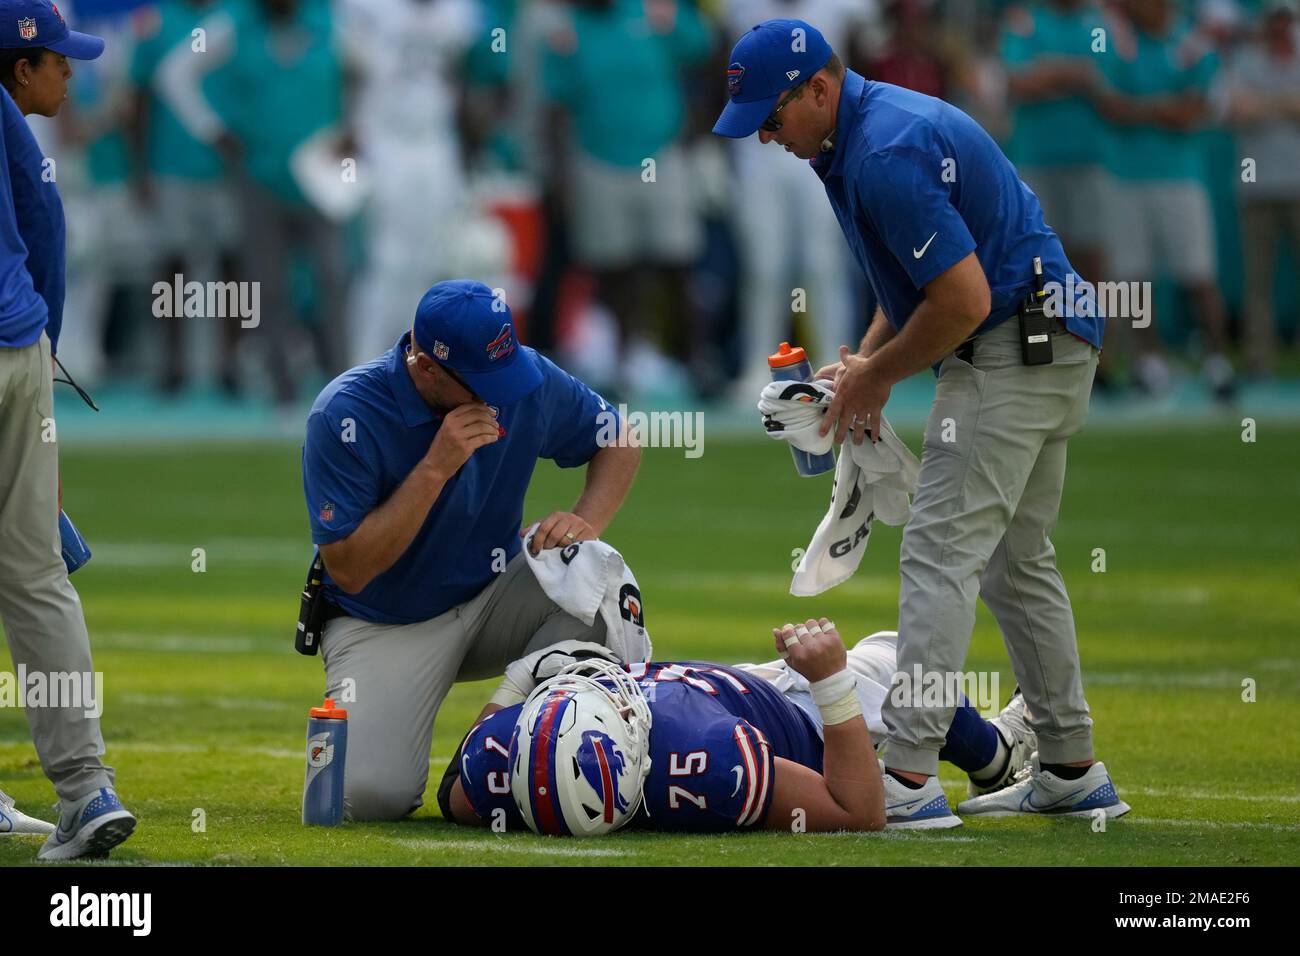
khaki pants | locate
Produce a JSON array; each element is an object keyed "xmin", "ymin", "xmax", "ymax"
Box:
[
  {"xmin": 883, "ymin": 319, "xmax": 1099, "ymax": 775},
  {"xmin": 0, "ymin": 334, "xmax": 113, "ymax": 801},
  {"xmin": 320, "ymin": 551, "xmax": 609, "ymax": 821}
]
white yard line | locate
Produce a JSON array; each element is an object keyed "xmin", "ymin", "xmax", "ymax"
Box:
[
  {"xmin": 381, "ymin": 837, "xmax": 635, "ymax": 858},
  {"xmin": 1127, "ymin": 817, "xmax": 1300, "ymax": 833}
]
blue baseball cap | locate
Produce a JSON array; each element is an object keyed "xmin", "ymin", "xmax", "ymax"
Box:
[
  {"xmin": 412, "ymin": 279, "xmax": 542, "ymax": 407},
  {"xmin": 713, "ymin": 19, "xmax": 832, "ymax": 138},
  {"xmin": 0, "ymin": 0, "xmax": 104, "ymax": 59}
]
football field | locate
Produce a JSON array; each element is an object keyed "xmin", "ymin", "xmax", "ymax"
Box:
[{"xmin": 2, "ymin": 422, "xmax": 1297, "ymax": 866}]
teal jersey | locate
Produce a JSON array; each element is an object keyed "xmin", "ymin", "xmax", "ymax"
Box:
[
  {"xmin": 220, "ymin": 0, "xmax": 342, "ymax": 201},
  {"xmin": 543, "ymin": 0, "xmax": 711, "ymax": 169},
  {"xmin": 130, "ymin": 1, "xmax": 228, "ymax": 181},
  {"xmin": 1001, "ymin": 2, "xmax": 1113, "ymax": 169},
  {"xmin": 1100, "ymin": 19, "xmax": 1217, "ymax": 182}
]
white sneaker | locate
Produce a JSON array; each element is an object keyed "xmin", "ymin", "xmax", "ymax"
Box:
[
  {"xmin": 37, "ymin": 787, "xmax": 136, "ymax": 861},
  {"xmin": 0, "ymin": 789, "xmax": 55, "ymax": 835},
  {"xmin": 958, "ymin": 760, "xmax": 1131, "ymax": 819},
  {"xmin": 967, "ymin": 690, "xmax": 1037, "ymax": 797},
  {"xmin": 883, "ymin": 772, "xmax": 963, "ymax": 829}
]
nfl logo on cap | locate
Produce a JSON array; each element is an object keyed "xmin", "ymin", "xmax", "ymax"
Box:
[
  {"xmin": 18, "ymin": 17, "xmax": 36, "ymax": 40},
  {"xmin": 433, "ymin": 340, "xmax": 449, "ymax": 360}
]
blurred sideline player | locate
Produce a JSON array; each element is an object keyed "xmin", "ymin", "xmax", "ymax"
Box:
[
  {"xmin": 723, "ymin": 0, "xmax": 877, "ymax": 402},
  {"xmin": 338, "ymin": 0, "xmax": 481, "ymax": 365},
  {"xmin": 439, "ymin": 622, "xmax": 1051, "ymax": 834}
]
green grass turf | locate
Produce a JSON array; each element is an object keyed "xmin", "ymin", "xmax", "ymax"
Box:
[{"xmin": 2, "ymin": 420, "xmax": 1298, "ymax": 866}]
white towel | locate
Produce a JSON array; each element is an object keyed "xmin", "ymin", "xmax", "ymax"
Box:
[
  {"xmin": 757, "ymin": 380, "xmax": 920, "ymax": 596},
  {"xmin": 521, "ymin": 525, "xmax": 652, "ymax": 664}
]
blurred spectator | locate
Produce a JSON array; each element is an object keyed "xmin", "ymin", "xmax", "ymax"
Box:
[
  {"xmin": 541, "ymin": 0, "xmax": 711, "ymax": 398},
  {"xmin": 722, "ymin": 0, "xmax": 877, "ymax": 401},
  {"xmin": 157, "ymin": 0, "xmax": 349, "ymax": 410},
  {"xmin": 1219, "ymin": 0, "xmax": 1300, "ymax": 377},
  {"xmin": 337, "ymin": 0, "xmax": 481, "ymax": 365},
  {"xmin": 1094, "ymin": 0, "xmax": 1236, "ymax": 400},
  {"xmin": 53, "ymin": 5, "xmax": 153, "ymax": 387},
  {"xmin": 869, "ymin": 0, "xmax": 949, "ymax": 97},
  {"xmin": 128, "ymin": 0, "xmax": 241, "ymax": 396},
  {"xmin": 1001, "ymin": 2, "xmax": 1110, "ymax": 299},
  {"xmin": 1000, "ymin": 1, "xmax": 1111, "ymax": 384}
]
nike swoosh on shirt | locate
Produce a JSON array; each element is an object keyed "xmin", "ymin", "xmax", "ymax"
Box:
[{"xmin": 913, "ymin": 232, "xmax": 938, "ymax": 259}]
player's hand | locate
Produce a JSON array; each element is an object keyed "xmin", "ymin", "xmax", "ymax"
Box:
[
  {"xmin": 525, "ymin": 511, "xmax": 596, "ymax": 555},
  {"xmin": 773, "ymin": 618, "xmax": 847, "ymax": 683},
  {"xmin": 821, "ymin": 347, "xmax": 891, "ymax": 445},
  {"xmin": 425, "ymin": 403, "xmax": 500, "ymax": 478}
]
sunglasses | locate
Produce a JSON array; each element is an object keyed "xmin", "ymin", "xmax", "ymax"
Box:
[{"xmin": 759, "ymin": 80, "xmax": 808, "ymax": 133}]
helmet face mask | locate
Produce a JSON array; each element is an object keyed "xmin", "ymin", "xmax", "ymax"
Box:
[{"xmin": 509, "ymin": 660, "xmax": 652, "ymax": 836}]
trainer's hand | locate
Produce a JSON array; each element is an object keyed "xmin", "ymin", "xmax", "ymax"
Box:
[
  {"xmin": 821, "ymin": 347, "xmax": 891, "ymax": 445},
  {"xmin": 813, "ymin": 355, "xmax": 849, "ymax": 388},
  {"xmin": 773, "ymin": 618, "xmax": 847, "ymax": 683},
  {"xmin": 425, "ymin": 403, "xmax": 500, "ymax": 478},
  {"xmin": 525, "ymin": 511, "xmax": 596, "ymax": 555}
]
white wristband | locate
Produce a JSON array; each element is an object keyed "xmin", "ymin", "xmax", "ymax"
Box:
[{"xmin": 810, "ymin": 669, "xmax": 861, "ymax": 726}]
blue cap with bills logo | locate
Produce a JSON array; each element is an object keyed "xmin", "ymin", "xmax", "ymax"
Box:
[
  {"xmin": 412, "ymin": 279, "xmax": 542, "ymax": 406},
  {"xmin": 0, "ymin": 0, "xmax": 104, "ymax": 59},
  {"xmin": 713, "ymin": 18, "xmax": 832, "ymax": 138}
]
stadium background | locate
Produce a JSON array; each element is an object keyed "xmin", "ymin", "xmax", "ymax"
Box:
[{"xmin": 1, "ymin": 0, "xmax": 1297, "ymax": 865}]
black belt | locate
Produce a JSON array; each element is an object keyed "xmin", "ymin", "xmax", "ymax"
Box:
[{"xmin": 322, "ymin": 599, "xmax": 349, "ymax": 623}]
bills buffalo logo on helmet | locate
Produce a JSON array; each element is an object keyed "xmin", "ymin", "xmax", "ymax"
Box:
[
  {"xmin": 618, "ymin": 583, "xmax": 644, "ymax": 627},
  {"xmin": 17, "ymin": 17, "xmax": 36, "ymax": 40},
  {"xmin": 485, "ymin": 324, "xmax": 515, "ymax": 361},
  {"xmin": 576, "ymin": 729, "xmax": 629, "ymax": 824},
  {"xmin": 726, "ymin": 62, "xmax": 745, "ymax": 96}
]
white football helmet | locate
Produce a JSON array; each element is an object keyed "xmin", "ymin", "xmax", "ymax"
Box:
[{"xmin": 508, "ymin": 660, "xmax": 652, "ymax": 836}]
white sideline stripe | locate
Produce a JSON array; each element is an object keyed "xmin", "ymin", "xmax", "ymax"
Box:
[
  {"xmin": 93, "ymin": 634, "xmax": 267, "ymax": 654},
  {"xmin": 121, "ymin": 693, "xmax": 291, "ymax": 711},
  {"xmin": 1127, "ymin": 786, "xmax": 1300, "ymax": 805},
  {"xmin": 0, "ymin": 739, "xmax": 452, "ymax": 765},
  {"xmin": 1127, "ymin": 817, "xmax": 1300, "ymax": 832},
  {"xmin": 381, "ymin": 837, "xmax": 634, "ymax": 858}
]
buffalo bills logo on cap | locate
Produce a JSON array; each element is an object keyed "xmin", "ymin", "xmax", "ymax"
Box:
[
  {"xmin": 17, "ymin": 17, "xmax": 36, "ymax": 40},
  {"xmin": 726, "ymin": 62, "xmax": 745, "ymax": 96},
  {"xmin": 485, "ymin": 323, "xmax": 515, "ymax": 362},
  {"xmin": 576, "ymin": 730, "xmax": 629, "ymax": 824}
]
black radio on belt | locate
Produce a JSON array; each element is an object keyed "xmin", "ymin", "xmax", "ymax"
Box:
[
  {"xmin": 1017, "ymin": 256, "xmax": 1055, "ymax": 366},
  {"xmin": 295, "ymin": 551, "xmax": 328, "ymax": 656}
]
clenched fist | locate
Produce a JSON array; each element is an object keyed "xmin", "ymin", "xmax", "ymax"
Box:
[{"xmin": 425, "ymin": 403, "xmax": 500, "ymax": 478}]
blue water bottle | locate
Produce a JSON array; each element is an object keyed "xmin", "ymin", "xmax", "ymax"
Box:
[
  {"xmin": 768, "ymin": 342, "xmax": 837, "ymax": 477},
  {"xmin": 303, "ymin": 697, "xmax": 348, "ymax": 826}
]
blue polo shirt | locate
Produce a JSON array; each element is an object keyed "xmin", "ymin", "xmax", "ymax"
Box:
[
  {"xmin": 811, "ymin": 71, "xmax": 1104, "ymax": 350},
  {"xmin": 3, "ymin": 88, "xmax": 66, "ymax": 353},
  {"xmin": 0, "ymin": 87, "xmax": 54, "ymax": 352},
  {"xmin": 302, "ymin": 335, "xmax": 619, "ymax": 625}
]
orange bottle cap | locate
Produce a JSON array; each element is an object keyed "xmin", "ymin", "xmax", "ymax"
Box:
[
  {"xmin": 768, "ymin": 342, "xmax": 808, "ymax": 368},
  {"xmin": 310, "ymin": 697, "xmax": 348, "ymax": 720}
]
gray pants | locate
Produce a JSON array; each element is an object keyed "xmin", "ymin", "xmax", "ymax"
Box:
[
  {"xmin": 237, "ymin": 179, "xmax": 349, "ymax": 405},
  {"xmin": 0, "ymin": 334, "xmax": 113, "ymax": 801},
  {"xmin": 320, "ymin": 552, "xmax": 608, "ymax": 821},
  {"xmin": 883, "ymin": 319, "xmax": 1099, "ymax": 775},
  {"xmin": 1240, "ymin": 197, "xmax": 1300, "ymax": 375}
]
